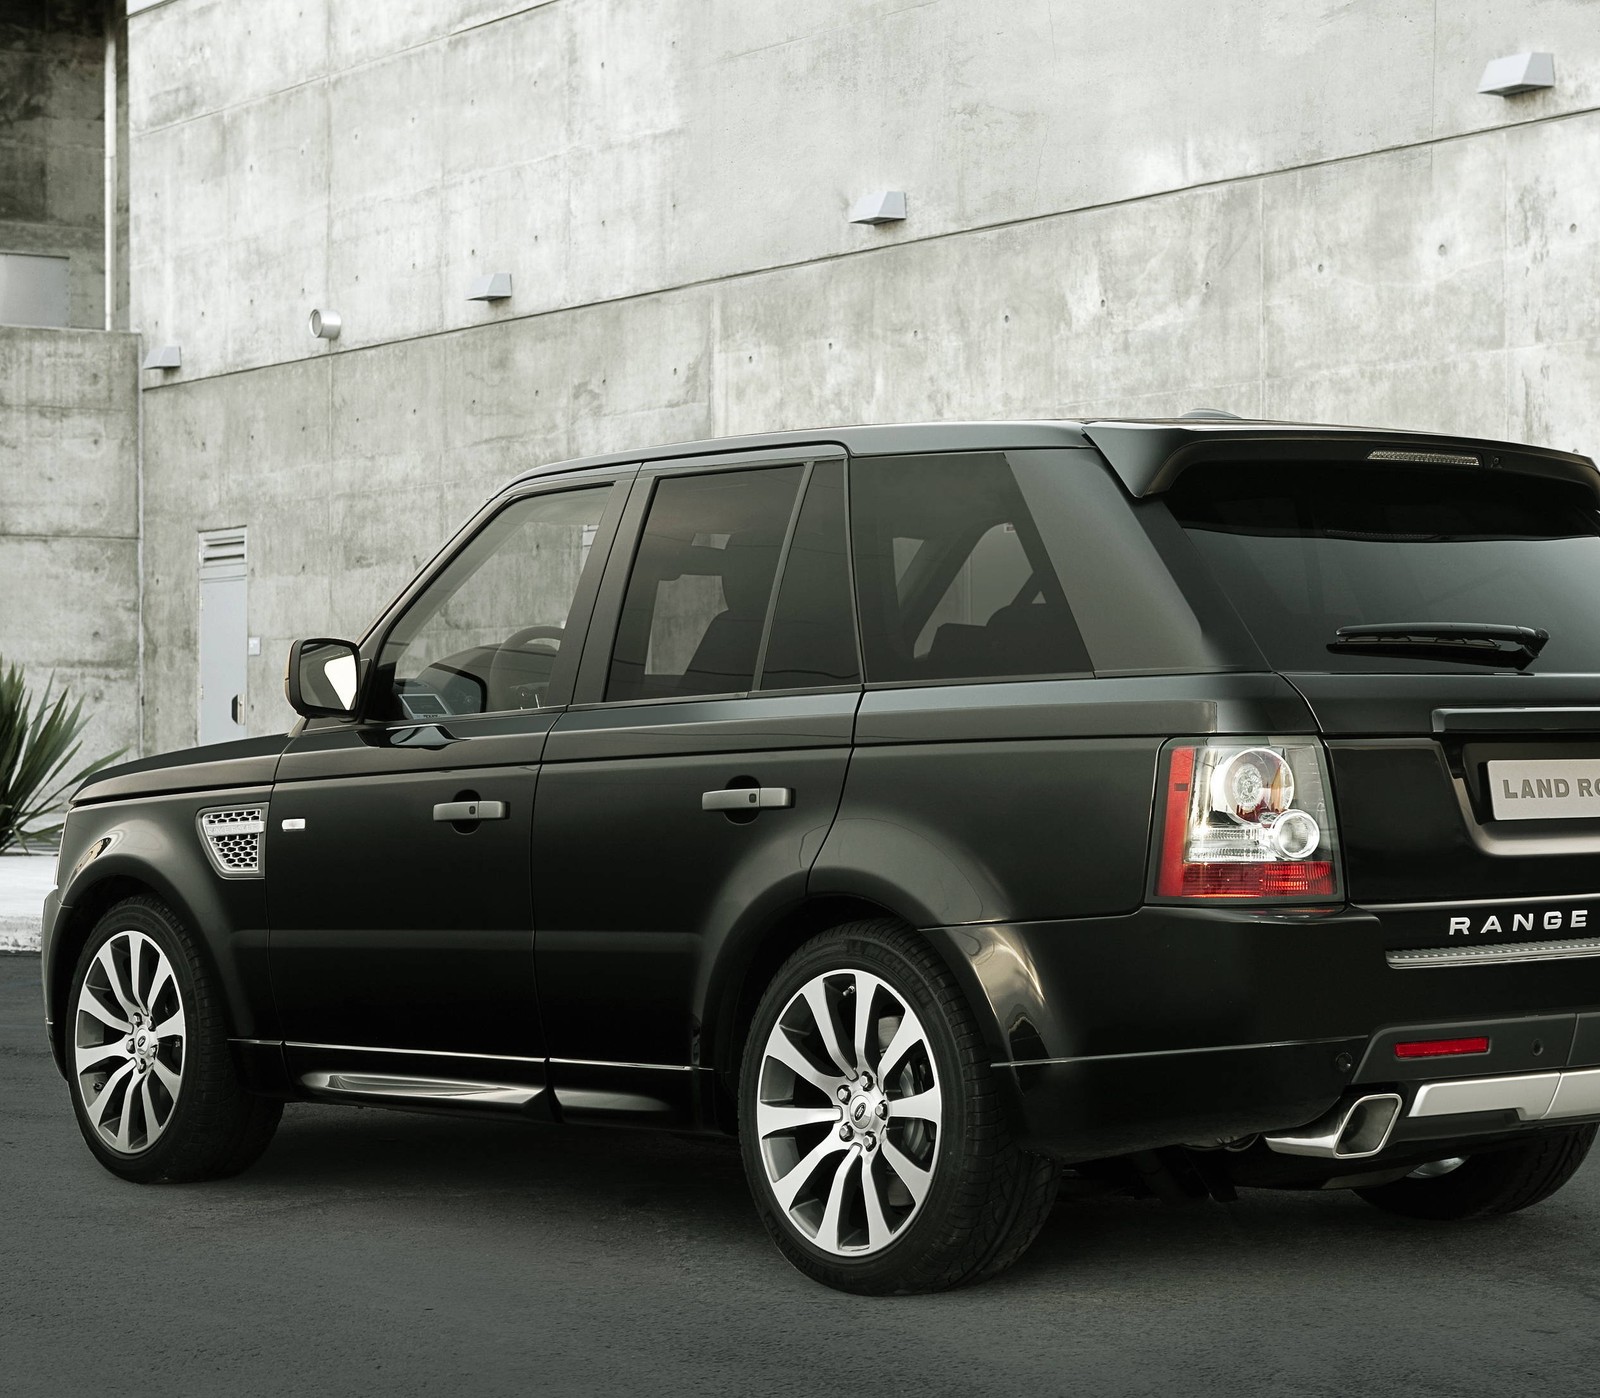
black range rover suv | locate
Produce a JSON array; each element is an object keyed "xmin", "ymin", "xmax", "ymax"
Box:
[{"xmin": 42, "ymin": 418, "xmax": 1600, "ymax": 1293}]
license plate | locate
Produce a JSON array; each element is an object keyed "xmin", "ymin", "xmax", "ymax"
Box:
[{"xmin": 1488, "ymin": 759, "xmax": 1600, "ymax": 820}]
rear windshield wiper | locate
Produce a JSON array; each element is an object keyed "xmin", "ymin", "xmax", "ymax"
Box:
[{"xmin": 1328, "ymin": 622, "xmax": 1550, "ymax": 668}]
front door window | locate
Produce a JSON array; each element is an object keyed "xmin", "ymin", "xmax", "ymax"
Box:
[{"xmin": 377, "ymin": 485, "xmax": 612, "ymax": 718}]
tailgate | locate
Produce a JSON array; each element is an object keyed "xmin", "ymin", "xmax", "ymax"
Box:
[
  {"xmin": 1299, "ymin": 675, "xmax": 1600, "ymax": 945},
  {"xmin": 1156, "ymin": 443, "xmax": 1600, "ymax": 960}
]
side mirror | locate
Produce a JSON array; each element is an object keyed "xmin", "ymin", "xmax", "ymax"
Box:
[{"xmin": 285, "ymin": 638, "xmax": 362, "ymax": 720}]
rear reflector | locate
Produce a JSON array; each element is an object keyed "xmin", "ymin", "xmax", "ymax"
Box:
[{"xmin": 1394, "ymin": 1037, "xmax": 1490, "ymax": 1059}]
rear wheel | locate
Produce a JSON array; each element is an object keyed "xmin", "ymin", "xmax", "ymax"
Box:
[
  {"xmin": 67, "ymin": 896, "xmax": 281, "ymax": 1183},
  {"xmin": 738, "ymin": 919, "xmax": 1058, "ymax": 1294},
  {"xmin": 1354, "ymin": 1126, "xmax": 1596, "ymax": 1220}
]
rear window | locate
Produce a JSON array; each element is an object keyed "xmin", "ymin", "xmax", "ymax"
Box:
[{"xmin": 1167, "ymin": 464, "xmax": 1600, "ymax": 673}]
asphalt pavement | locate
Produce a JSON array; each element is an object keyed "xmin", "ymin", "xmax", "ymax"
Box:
[{"xmin": 5, "ymin": 952, "xmax": 1600, "ymax": 1397}]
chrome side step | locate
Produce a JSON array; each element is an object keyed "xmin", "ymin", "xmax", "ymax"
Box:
[
  {"xmin": 1411, "ymin": 1065, "xmax": 1600, "ymax": 1122},
  {"xmin": 300, "ymin": 1071, "xmax": 542, "ymax": 1108}
]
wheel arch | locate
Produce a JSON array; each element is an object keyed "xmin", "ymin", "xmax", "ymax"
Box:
[
  {"xmin": 49, "ymin": 847, "xmax": 271, "ymax": 1071},
  {"xmin": 701, "ymin": 890, "xmax": 1012, "ymax": 1130}
]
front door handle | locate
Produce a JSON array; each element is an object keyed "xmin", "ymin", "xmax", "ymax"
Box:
[
  {"xmin": 433, "ymin": 800, "xmax": 508, "ymax": 822},
  {"xmin": 701, "ymin": 787, "xmax": 793, "ymax": 812}
]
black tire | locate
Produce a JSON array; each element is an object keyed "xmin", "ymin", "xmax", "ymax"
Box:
[
  {"xmin": 65, "ymin": 895, "xmax": 282, "ymax": 1183},
  {"xmin": 1354, "ymin": 1126, "xmax": 1596, "ymax": 1221},
  {"xmin": 738, "ymin": 919, "xmax": 1058, "ymax": 1294}
]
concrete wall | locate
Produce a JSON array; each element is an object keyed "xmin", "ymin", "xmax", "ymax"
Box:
[
  {"xmin": 125, "ymin": 0, "xmax": 1600, "ymax": 752},
  {"xmin": 0, "ymin": 325, "xmax": 140, "ymax": 769},
  {"xmin": 0, "ymin": 0, "xmax": 107, "ymax": 329}
]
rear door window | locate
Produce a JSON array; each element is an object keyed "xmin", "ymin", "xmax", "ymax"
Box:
[
  {"xmin": 606, "ymin": 466, "xmax": 802, "ymax": 701},
  {"xmin": 1167, "ymin": 463, "xmax": 1600, "ymax": 673},
  {"xmin": 850, "ymin": 453, "xmax": 1092, "ymax": 684}
]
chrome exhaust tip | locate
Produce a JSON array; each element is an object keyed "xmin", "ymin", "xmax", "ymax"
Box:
[{"xmin": 1264, "ymin": 1092, "xmax": 1403, "ymax": 1161}]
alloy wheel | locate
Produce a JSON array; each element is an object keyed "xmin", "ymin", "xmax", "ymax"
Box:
[
  {"xmin": 73, "ymin": 930, "xmax": 187, "ymax": 1155},
  {"xmin": 753, "ymin": 968, "xmax": 942, "ymax": 1256}
]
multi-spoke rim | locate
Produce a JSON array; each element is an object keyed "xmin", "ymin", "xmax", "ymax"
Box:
[
  {"xmin": 72, "ymin": 931, "xmax": 186, "ymax": 1156},
  {"xmin": 754, "ymin": 968, "xmax": 942, "ymax": 1257}
]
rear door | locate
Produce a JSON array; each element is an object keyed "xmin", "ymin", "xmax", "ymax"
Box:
[
  {"xmin": 531, "ymin": 451, "xmax": 861, "ymax": 1124},
  {"xmin": 1160, "ymin": 454, "xmax": 1600, "ymax": 959}
]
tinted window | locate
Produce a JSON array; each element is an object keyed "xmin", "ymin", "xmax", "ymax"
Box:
[
  {"xmin": 850, "ymin": 453, "xmax": 1091, "ymax": 683},
  {"xmin": 379, "ymin": 485, "xmax": 611, "ymax": 717},
  {"xmin": 758, "ymin": 460, "xmax": 860, "ymax": 691},
  {"xmin": 607, "ymin": 467, "xmax": 802, "ymax": 701},
  {"xmin": 1167, "ymin": 464, "xmax": 1600, "ymax": 673}
]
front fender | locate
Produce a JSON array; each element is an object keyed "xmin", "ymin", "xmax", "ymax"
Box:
[{"xmin": 46, "ymin": 789, "xmax": 277, "ymax": 1071}]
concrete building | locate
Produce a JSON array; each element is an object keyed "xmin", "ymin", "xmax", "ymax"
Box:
[
  {"xmin": 2, "ymin": 0, "xmax": 136, "ymax": 767},
  {"xmin": 4, "ymin": 1, "xmax": 1600, "ymax": 761}
]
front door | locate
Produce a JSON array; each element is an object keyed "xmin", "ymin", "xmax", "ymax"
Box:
[
  {"xmin": 268, "ymin": 474, "xmax": 629, "ymax": 1096},
  {"xmin": 532, "ymin": 455, "xmax": 862, "ymax": 1123}
]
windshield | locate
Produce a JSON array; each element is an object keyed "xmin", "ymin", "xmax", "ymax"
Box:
[{"xmin": 1166, "ymin": 462, "xmax": 1600, "ymax": 674}]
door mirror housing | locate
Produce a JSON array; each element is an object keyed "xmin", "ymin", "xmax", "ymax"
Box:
[{"xmin": 286, "ymin": 639, "xmax": 362, "ymax": 719}]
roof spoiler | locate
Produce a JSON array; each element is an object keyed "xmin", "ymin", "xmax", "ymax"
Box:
[{"xmin": 1081, "ymin": 420, "xmax": 1600, "ymax": 501}]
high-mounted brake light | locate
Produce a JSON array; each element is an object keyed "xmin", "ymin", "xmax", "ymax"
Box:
[
  {"xmin": 1153, "ymin": 739, "xmax": 1341, "ymax": 902},
  {"xmin": 1367, "ymin": 448, "xmax": 1481, "ymax": 467},
  {"xmin": 1394, "ymin": 1037, "xmax": 1490, "ymax": 1059}
]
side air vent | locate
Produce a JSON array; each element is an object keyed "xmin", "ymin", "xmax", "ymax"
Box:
[{"xmin": 198, "ymin": 806, "xmax": 266, "ymax": 879}]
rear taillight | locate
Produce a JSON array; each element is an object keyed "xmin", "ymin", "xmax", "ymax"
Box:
[{"xmin": 1152, "ymin": 738, "xmax": 1342, "ymax": 903}]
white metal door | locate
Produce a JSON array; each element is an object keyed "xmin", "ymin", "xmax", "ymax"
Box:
[{"xmin": 198, "ymin": 528, "xmax": 248, "ymax": 745}]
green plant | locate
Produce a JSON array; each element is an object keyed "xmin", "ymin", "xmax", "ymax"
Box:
[{"xmin": 0, "ymin": 662, "xmax": 125, "ymax": 855}]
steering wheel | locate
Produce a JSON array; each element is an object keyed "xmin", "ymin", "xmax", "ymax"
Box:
[{"xmin": 487, "ymin": 626, "xmax": 566, "ymax": 710}]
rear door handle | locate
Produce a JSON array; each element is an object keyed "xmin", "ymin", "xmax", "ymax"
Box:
[
  {"xmin": 433, "ymin": 800, "xmax": 508, "ymax": 822},
  {"xmin": 701, "ymin": 787, "xmax": 793, "ymax": 812}
]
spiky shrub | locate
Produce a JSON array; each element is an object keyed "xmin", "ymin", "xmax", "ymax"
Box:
[{"xmin": 0, "ymin": 663, "xmax": 125, "ymax": 855}]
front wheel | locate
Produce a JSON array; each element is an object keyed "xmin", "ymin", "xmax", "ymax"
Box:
[
  {"xmin": 1354, "ymin": 1126, "xmax": 1596, "ymax": 1220},
  {"xmin": 739, "ymin": 920, "xmax": 1058, "ymax": 1294},
  {"xmin": 67, "ymin": 896, "xmax": 282, "ymax": 1183}
]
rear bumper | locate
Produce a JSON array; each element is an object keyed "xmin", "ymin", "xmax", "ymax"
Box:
[
  {"xmin": 996, "ymin": 1037, "xmax": 1361, "ymax": 1160},
  {"xmin": 930, "ymin": 905, "xmax": 1600, "ymax": 1161}
]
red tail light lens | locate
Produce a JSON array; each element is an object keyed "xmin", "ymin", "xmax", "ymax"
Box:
[
  {"xmin": 1153, "ymin": 739, "xmax": 1342, "ymax": 903},
  {"xmin": 1155, "ymin": 745, "xmax": 1198, "ymax": 898},
  {"xmin": 1164, "ymin": 861, "xmax": 1337, "ymax": 899}
]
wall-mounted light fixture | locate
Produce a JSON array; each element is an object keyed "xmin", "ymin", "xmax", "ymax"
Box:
[
  {"xmin": 309, "ymin": 308, "xmax": 341, "ymax": 340},
  {"xmin": 467, "ymin": 272, "xmax": 513, "ymax": 302},
  {"xmin": 849, "ymin": 191, "xmax": 907, "ymax": 225},
  {"xmin": 141, "ymin": 344, "xmax": 181, "ymax": 370},
  {"xmin": 1479, "ymin": 52, "xmax": 1555, "ymax": 96}
]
